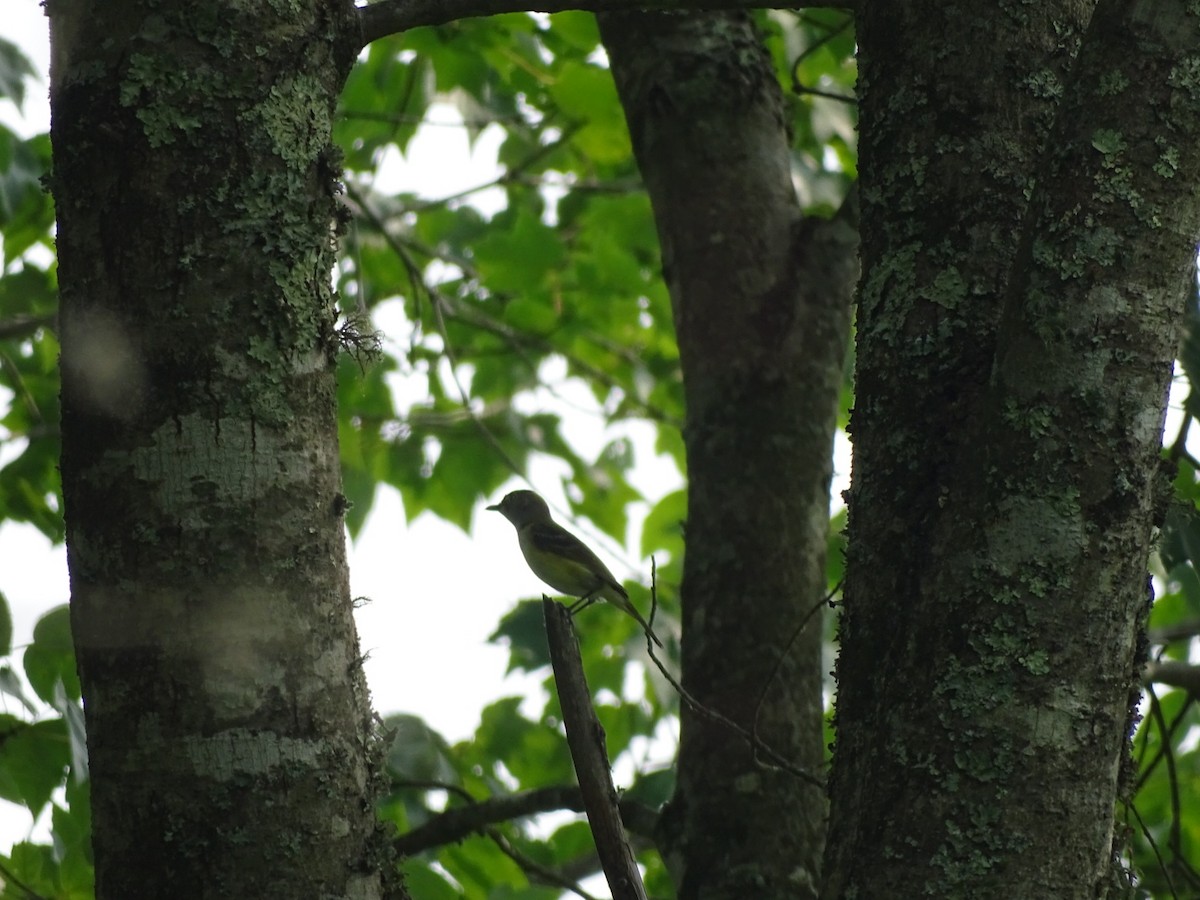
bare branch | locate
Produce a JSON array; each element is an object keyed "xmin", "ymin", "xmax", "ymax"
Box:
[
  {"xmin": 393, "ymin": 782, "xmax": 660, "ymax": 854},
  {"xmin": 358, "ymin": 0, "xmax": 858, "ymax": 46},
  {"xmin": 1144, "ymin": 660, "xmax": 1200, "ymax": 694},
  {"xmin": 0, "ymin": 313, "xmax": 55, "ymax": 341},
  {"xmin": 1148, "ymin": 619, "xmax": 1200, "ymax": 646},
  {"xmin": 544, "ymin": 598, "xmax": 649, "ymax": 900}
]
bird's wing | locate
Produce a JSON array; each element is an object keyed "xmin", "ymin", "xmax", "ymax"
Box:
[{"xmin": 527, "ymin": 521, "xmax": 627, "ymax": 597}]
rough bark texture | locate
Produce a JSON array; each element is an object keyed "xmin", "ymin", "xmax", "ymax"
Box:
[
  {"xmin": 49, "ymin": 1, "xmax": 392, "ymax": 897},
  {"xmin": 829, "ymin": 1, "xmax": 1200, "ymax": 896},
  {"xmin": 600, "ymin": 13, "xmax": 856, "ymax": 898}
]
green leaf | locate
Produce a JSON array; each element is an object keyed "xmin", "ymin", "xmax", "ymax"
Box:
[
  {"xmin": 3, "ymin": 842, "xmax": 59, "ymax": 899},
  {"xmin": 0, "ymin": 37, "xmax": 35, "ymax": 109},
  {"xmin": 561, "ymin": 438, "xmax": 641, "ymax": 544},
  {"xmin": 641, "ymin": 488, "xmax": 686, "ymax": 561},
  {"xmin": 0, "ymin": 591, "xmax": 12, "ymax": 658},
  {"xmin": 476, "ymin": 696, "xmax": 572, "ymax": 787},
  {"xmin": 417, "ymin": 430, "xmax": 509, "ymax": 532},
  {"xmin": 54, "ymin": 681, "xmax": 88, "ymax": 782},
  {"xmin": 0, "ymin": 437, "xmax": 64, "ymax": 540},
  {"xmin": 1090, "ymin": 128, "xmax": 1124, "ymax": 155},
  {"xmin": 623, "ymin": 766, "xmax": 674, "ymax": 808},
  {"xmin": 547, "ymin": 61, "xmax": 614, "ymax": 122},
  {"xmin": 440, "ymin": 833, "xmax": 527, "ymax": 897},
  {"xmin": 52, "ymin": 776, "xmax": 94, "ymax": 896},
  {"xmin": 546, "ymin": 12, "xmax": 600, "ymax": 53},
  {"xmin": 383, "ymin": 713, "xmax": 458, "ymax": 784},
  {"xmin": 0, "ymin": 716, "xmax": 71, "ymax": 815},
  {"xmin": 24, "ymin": 605, "xmax": 80, "ymax": 705},
  {"xmin": 548, "ymin": 61, "xmax": 631, "ymax": 165},
  {"xmin": 400, "ymin": 860, "xmax": 464, "ymax": 900},
  {"xmin": 501, "ymin": 295, "xmax": 560, "ymax": 333},
  {"xmin": 0, "ymin": 265, "xmax": 58, "ymax": 319},
  {"xmin": 0, "ymin": 133, "xmax": 54, "ymax": 262},
  {"xmin": 541, "ymin": 818, "xmax": 593, "ymax": 862},
  {"xmin": 489, "ymin": 599, "xmax": 552, "ymax": 673},
  {"xmin": 335, "ymin": 47, "xmax": 431, "ymax": 166},
  {"xmin": 0, "ymin": 665, "xmax": 37, "ymax": 715},
  {"xmin": 473, "ymin": 207, "xmax": 566, "ymax": 295},
  {"xmin": 1159, "ymin": 501, "xmax": 1200, "ymax": 570}
]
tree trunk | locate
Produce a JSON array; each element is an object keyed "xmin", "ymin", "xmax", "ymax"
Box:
[
  {"xmin": 828, "ymin": 1, "xmax": 1200, "ymax": 895},
  {"xmin": 601, "ymin": 12, "xmax": 855, "ymax": 897},
  {"xmin": 49, "ymin": 1, "xmax": 392, "ymax": 897}
]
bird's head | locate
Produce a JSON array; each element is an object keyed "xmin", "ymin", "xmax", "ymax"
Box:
[{"xmin": 487, "ymin": 490, "xmax": 552, "ymax": 528}]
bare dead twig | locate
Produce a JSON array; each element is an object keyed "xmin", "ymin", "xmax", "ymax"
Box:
[{"xmin": 544, "ymin": 599, "xmax": 649, "ymax": 900}]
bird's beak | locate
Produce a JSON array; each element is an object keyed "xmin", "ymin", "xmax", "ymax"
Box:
[{"xmin": 486, "ymin": 503, "xmax": 500, "ymax": 512}]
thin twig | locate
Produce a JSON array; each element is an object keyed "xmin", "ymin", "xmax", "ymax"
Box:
[
  {"xmin": 643, "ymin": 558, "xmax": 824, "ymax": 788},
  {"xmin": 405, "ymin": 121, "xmax": 578, "ymax": 214},
  {"xmin": 0, "ymin": 350, "xmax": 44, "ymax": 425},
  {"xmin": 339, "ymin": 109, "xmax": 531, "ymax": 128},
  {"xmin": 1147, "ymin": 691, "xmax": 1184, "ymax": 861},
  {"xmin": 789, "ymin": 14, "xmax": 856, "ymax": 104},
  {"xmin": 0, "ymin": 857, "xmax": 49, "ymax": 900},
  {"xmin": 750, "ymin": 578, "xmax": 841, "ymax": 766},
  {"xmin": 1134, "ymin": 685, "xmax": 1194, "ymax": 793},
  {"xmin": 486, "ymin": 826, "xmax": 601, "ymax": 900},
  {"xmin": 393, "ymin": 777, "xmax": 476, "ymax": 804},
  {"xmin": 1129, "ymin": 801, "xmax": 1179, "ymax": 900}
]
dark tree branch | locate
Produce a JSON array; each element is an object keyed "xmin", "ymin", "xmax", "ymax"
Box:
[
  {"xmin": 544, "ymin": 598, "xmax": 649, "ymax": 900},
  {"xmin": 393, "ymin": 783, "xmax": 660, "ymax": 854},
  {"xmin": 358, "ymin": 0, "xmax": 858, "ymax": 46},
  {"xmin": 1148, "ymin": 619, "xmax": 1200, "ymax": 646},
  {"xmin": 0, "ymin": 314, "xmax": 55, "ymax": 341},
  {"xmin": 1144, "ymin": 660, "xmax": 1200, "ymax": 694}
]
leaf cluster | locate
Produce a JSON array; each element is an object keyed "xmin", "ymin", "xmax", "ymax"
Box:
[
  {"xmin": 330, "ymin": 9, "xmax": 857, "ymax": 543},
  {"xmin": 0, "ymin": 35, "xmax": 58, "ymax": 543},
  {"xmin": 1131, "ymin": 305, "xmax": 1200, "ymax": 895},
  {"xmin": 0, "ymin": 598, "xmax": 92, "ymax": 900},
  {"xmin": 379, "ymin": 599, "xmax": 677, "ymax": 896}
]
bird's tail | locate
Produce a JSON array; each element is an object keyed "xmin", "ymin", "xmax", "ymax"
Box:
[{"xmin": 605, "ymin": 586, "xmax": 664, "ymax": 648}]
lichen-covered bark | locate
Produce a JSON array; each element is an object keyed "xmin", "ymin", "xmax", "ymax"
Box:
[
  {"xmin": 829, "ymin": 1, "xmax": 1200, "ymax": 896},
  {"xmin": 49, "ymin": 1, "xmax": 393, "ymax": 897},
  {"xmin": 600, "ymin": 13, "xmax": 855, "ymax": 898}
]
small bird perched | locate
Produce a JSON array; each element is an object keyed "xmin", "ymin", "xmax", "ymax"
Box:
[{"xmin": 488, "ymin": 490, "xmax": 663, "ymax": 648}]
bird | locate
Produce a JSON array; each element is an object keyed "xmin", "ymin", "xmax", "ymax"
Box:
[{"xmin": 488, "ymin": 490, "xmax": 663, "ymax": 648}]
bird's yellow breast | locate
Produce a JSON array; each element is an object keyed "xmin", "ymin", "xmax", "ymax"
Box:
[{"xmin": 517, "ymin": 529, "xmax": 606, "ymax": 597}]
